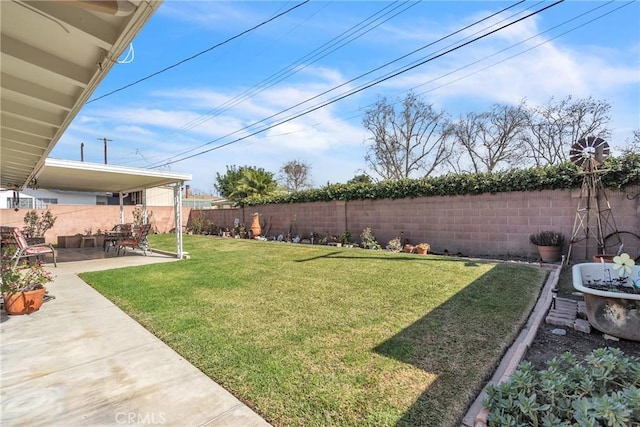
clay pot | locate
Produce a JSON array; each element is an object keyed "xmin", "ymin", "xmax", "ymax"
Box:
[
  {"xmin": 415, "ymin": 245, "xmax": 429, "ymax": 255},
  {"xmin": 404, "ymin": 244, "xmax": 414, "ymax": 253},
  {"xmin": 536, "ymin": 246, "xmax": 562, "ymax": 263},
  {"xmin": 2, "ymin": 287, "xmax": 47, "ymax": 315},
  {"xmin": 593, "ymin": 254, "xmax": 616, "ymax": 263},
  {"xmin": 250, "ymin": 213, "xmax": 261, "ymax": 238}
]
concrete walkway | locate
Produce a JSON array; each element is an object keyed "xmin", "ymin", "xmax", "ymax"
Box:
[{"xmin": 1, "ymin": 253, "xmax": 270, "ymax": 426}]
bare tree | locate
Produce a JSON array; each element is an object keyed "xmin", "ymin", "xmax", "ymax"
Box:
[
  {"xmin": 450, "ymin": 102, "xmax": 528, "ymax": 173},
  {"xmin": 279, "ymin": 159, "xmax": 312, "ymax": 192},
  {"xmin": 620, "ymin": 129, "xmax": 640, "ymax": 156},
  {"xmin": 363, "ymin": 92, "xmax": 453, "ymax": 181},
  {"xmin": 522, "ymin": 96, "xmax": 611, "ymax": 166}
]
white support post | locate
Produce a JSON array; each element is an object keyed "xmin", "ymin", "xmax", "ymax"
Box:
[
  {"xmin": 119, "ymin": 192, "xmax": 125, "ymax": 224},
  {"xmin": 174, "ymin": 182, "xmax": 183, "ymax": 259},
  {"xmin": 142, "ymin": 189, "xmax": 148, "ymax": 225}
]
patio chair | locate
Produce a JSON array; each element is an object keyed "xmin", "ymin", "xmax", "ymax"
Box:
[
  {"xmin": 9, "ymin": 227, "xmax": 57, "ymax": 269},
  {"xmin": 104, "ymin": 223, "xmax": 133, "ymax": 252},
  {"xmin": 117, "ymin": 223, "xmax": 151, "ymax": 256}
]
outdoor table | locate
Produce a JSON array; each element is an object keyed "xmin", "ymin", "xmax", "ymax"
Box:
[{"xmin": 103, "ymin": 230, "xmax": 132, "ymax": 252}]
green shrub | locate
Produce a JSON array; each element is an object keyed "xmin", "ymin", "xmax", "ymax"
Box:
[
  {"xmin": 243, "ymin": 154, "xmax": 639, "ymax": 206},
  {"xmin": 483, "ymin": 347, "xmax": 640, "ymax": 426}
]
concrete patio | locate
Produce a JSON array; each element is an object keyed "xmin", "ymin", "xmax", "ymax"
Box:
[{"xmin": 1, "ymin": 249, "xmax": 270, "ymax": 426}]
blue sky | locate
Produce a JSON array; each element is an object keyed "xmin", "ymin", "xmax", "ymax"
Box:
[{"xmin": 52, "ymin": 1, "xmax": 640, "ymax": 194}]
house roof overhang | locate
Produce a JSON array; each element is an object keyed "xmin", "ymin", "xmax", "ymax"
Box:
[
  {"xmin": 34, "ymin": 158, "xmax": 192, "ymax": 194},
  {"xmin": 0, "ymin": 0, "xmax": 163, "ymax": 191}
]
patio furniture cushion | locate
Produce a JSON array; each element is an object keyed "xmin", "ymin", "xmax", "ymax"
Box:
[{"xmin": 10, "ymin": 227, "xmax": 57, "ymax": 268}]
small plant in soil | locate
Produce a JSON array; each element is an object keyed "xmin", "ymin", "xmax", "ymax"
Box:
[
  {"xmin": 484, "ymin": 347, "xmax": 640, "ymax": 426},
  {"xmin": 360, "ymin": 227, "xmax": 381, "ymax": 250}
]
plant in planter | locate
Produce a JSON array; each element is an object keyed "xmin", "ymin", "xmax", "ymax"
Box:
[
  {"xmin": 529, "ymin": 230, "xmax": 565, "ymax": 262},
  {"xmin": 483, "ymin": 348, "xmax": 640, "ymax": 426},
  {"xmin": 414, "ymin": 243, "xmax": 430, "ymax": 255},
  {"xmin": 573, "ymin": 253, "xmax": 639, "ymax": 341},
  {"xmin": 360, "ymin": 228, "xmax": 381, "ymax": 250},
  {"xmin": 1, "ymin": 255, "xmax": 54, "ymax": 315},
  {"xmin": 339, "ymin": 231, "xmax": 352, "ymax": 246},
  {"xmin": 387, "ymin": 237, "xmax": 403, "ymax": 252},
  {"xmin": 22, "ymin": 209, "xmax": 56, "ymax": 244}
]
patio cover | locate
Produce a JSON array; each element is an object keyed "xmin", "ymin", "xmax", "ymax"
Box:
[
  {"xmin": 0, "ymin": 0, "xmax": 162, "ymax": 192},
  {"xmin": 34, "ymin": 158, "xmax": 192, "ymax": 259},
  {"xmin": 35, "ymin": 158, "xmax": 191, "ymax": 194},
  {"xmin": 0, "ymin": 1, "xmax": 191, "ymax": 258}
]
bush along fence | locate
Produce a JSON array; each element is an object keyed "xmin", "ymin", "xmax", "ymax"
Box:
[{"xmin": 188, "ymin": 155, "xmax": 640, "ymax": 261}]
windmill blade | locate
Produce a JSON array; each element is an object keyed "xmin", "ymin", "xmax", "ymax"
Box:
[{"xmin": 569, "ymin": 137, "xmax": 610, "ymax": 167}]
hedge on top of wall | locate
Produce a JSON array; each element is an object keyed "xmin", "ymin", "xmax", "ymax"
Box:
[{"xmin": 244, "ymin": 153, "xmax": 640, "ymax": 206}]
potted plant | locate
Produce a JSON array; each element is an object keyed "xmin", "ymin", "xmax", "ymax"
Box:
[
  {"xmin": 387, "ymin": 237, "xmax": 402, "ymax": 252},
  {"xmin": 1, "ymin": 257, "xmax": 54, "ymax": 315},
  {"xmin": 529, "ymin": 230, "xmax": 565, "ymax": 262},
  {"xmin": 415, "ymin": 243, "xmax": 430, "ymax": 255},
  {"xmin": 22, "ymin": 209, "xmax": 56, "ymax": 245},
  {"xmin": 339, "ymin": 231, "xmax": 352, "ymax": 247},
  {"xmin": 360, "ymin": 228, "xmax": 381, "ymax": 250}
]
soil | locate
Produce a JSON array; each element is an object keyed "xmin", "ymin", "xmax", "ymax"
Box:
[{"xmin": 523, "ymin": 264, "xmax": 640, "ymax": 370}]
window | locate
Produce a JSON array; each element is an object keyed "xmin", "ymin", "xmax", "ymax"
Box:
[{"xmin": 6, "ymin": 197, "xmax": 33, "ymax": 209}]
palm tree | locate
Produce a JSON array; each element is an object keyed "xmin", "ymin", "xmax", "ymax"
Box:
[{"xmin": 229, "ymin": 168, "xmax": 278, "ymax": 201}]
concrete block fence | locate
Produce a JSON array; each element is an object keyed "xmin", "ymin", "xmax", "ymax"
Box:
[
  {"xmin": 190, "ymin": 187, "xmax": 639, "ymax": 262},
  {"xmin": 0, "ymin": 205, "xmax": 191, "ymax": 244},
  {"xmin": 0, "ymin": 187, "xmax": 636, "ymax": 262}
]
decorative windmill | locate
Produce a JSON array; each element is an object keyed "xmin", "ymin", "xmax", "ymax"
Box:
[{"xmin": 566, "ymin": 136, "xmax": 621, "ymax": 262}]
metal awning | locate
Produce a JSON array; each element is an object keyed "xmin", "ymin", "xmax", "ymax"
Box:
[
  {"xmin": 35, "ymin": 158, "xmax": 192, "ymax": 194},
  {"xmin": 0, "ymin": 1, "xmax": 192, "ymax": 258},
  {"xmin": 0, "ymin": 0, "xmax": 162, "ymax": 191}
]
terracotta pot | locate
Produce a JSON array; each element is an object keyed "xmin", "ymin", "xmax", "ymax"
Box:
[
  {"xmin": 593, "ymin": 254, "xmax": 616, "ymax": 263},
  {"xmin": 536, "ymin": 245, "xmax": 561, "ymax": 262},
  {"xmin": 404, "ymin": 244, "xmax": 414, "ymax": 253},
  {"xmin": 415, "ymin": 247, "xmax": 429, "ymax": 255},
  {"xmin": 3, "ymin": 287, "xmax": 47, "ymax": 315},
  {"xmin": 250, "ymin": 214, "xmax": 261, "ymax": 238}
]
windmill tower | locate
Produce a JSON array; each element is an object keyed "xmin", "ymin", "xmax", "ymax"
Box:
[{"xmin": 566, "ymin": 137, "xmax": 621, "ymax": 262}]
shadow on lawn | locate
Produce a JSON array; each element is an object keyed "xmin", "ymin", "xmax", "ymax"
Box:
[
  {"xmin": 373, "ymin": 263, "xmax": 540, "ymax": 426},
  {"xmin": 293, "ymin": 251, "xmax": 476, "ymax": 264}
]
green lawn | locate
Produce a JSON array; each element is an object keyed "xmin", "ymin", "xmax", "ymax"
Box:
[{"xmin": 81, "ymin": 235, "xmax": 546, "ymax": 426}]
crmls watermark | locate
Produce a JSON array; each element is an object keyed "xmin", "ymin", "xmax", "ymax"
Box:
[{"xmin": 115, "ymin": 412, "xmax": 166, "ymax": 425}]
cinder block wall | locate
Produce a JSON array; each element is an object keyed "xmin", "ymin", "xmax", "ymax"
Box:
[
  {"xmin": 192, "ymin": 187, "xmax": 639, "ymax": 262},
  {"xmin": 0, "ymin": 205, "xmax": 191, "ymax": 241}
]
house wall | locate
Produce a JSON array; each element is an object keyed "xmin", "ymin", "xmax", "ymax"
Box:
[
  {"xmin": 189, "ymin": 187, "xmax": 640, "ymax": 262},
  {"xmin": 0, "ymin": 189, "xmax": 106, "ymax": 208},
  {"xmin": 1, "ymin": 187, "xmax": 178, "ymax": 208},
  {"xmin": 0, "ymin": 205, "xmax": 191, "ymax": 242},
  {"xmin": 145, "ymin": 187, "xmax": 175, "ymax": 207}
]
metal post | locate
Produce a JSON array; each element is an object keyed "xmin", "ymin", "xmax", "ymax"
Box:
[
  {"xmin": 174, "ymin": 182, "xmax": 183, "ymax": 259},
  {"xmin": 119, "ymin": 192, "xmax": 125, "ymax": 224},
  {"xmin": 142, "ymin": 189, "xmax": 147, "ymax": 225}
]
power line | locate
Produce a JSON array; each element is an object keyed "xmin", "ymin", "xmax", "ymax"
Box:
[
  {"xmin": 151, "ymin": 0, "xmax": 565, "ymax": 168},
  {"xmin": 158, "ymin": 1, "xmax": 420, "ymax": 143},
  {"xmin": 149, "ymin": 0, "xmax": 528, "ymax": 166},
  {"xmin": 410, "ymin": 1, "xmax": 628, "ymax": 99},
  {"xmin": 86, "ymin": 1, "xmax": 310, "ymax": 104}
]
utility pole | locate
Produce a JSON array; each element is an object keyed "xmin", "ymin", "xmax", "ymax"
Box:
[{"xmin": 98, "ymin": 137, "xmax": 113, "ymax": 164}]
